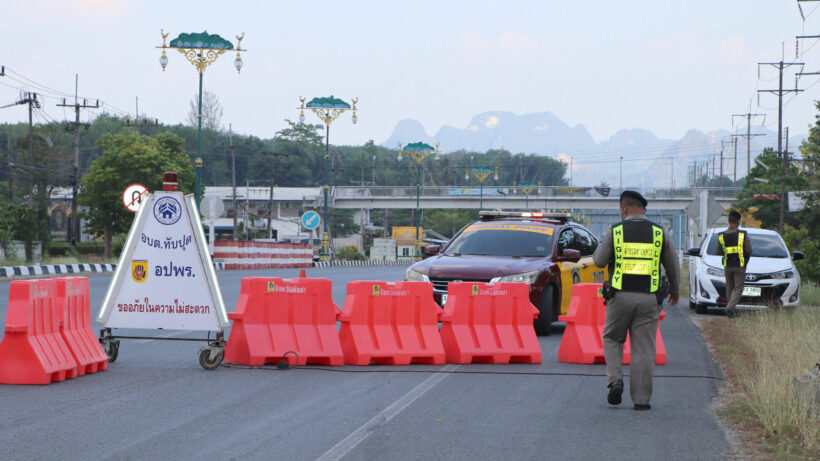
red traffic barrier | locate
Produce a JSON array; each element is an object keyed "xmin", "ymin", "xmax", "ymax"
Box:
[
  {"xmin": 439, "ymin": 282, "xmax": 541, "ymax": 364},
  {"xmin": 55, "ymin": 277, "xmax": 108, "ymax": 376},
  {"xmin": 557, "ymin": 284, "xmax": 606, "ymax": 364},
  {"xmin": 0, "ymin": 279, "xmax": 78, "ymax": 384},
  {"xmin": 225, "ymin": 277, "xmax": 344, "ymax": 366},
  {"xmin": 338, "ymin": 281, "xmax": 445, "ymax": 365},
  {"xmin": 558, "ymin": 283, "xmax": 666, "ymax": 365}
]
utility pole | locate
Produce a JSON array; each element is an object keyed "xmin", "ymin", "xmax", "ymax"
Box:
[
  {"xmin": 783, "ymin": 126, "xmax": 789, "ymax": 228},
  {"xmin": 670, "ymin": 157, "xmax": 674, "ymax": 189},
  {"xmin": 262, "ymin": 151, "xmax": 288, "ymax": 239},
  {"xmin": 731, "ymin": 113, "xmax": 765, "ymax": 176},
  {"xmin": 57, "ymin": 76, "xmax": 99, "ymax": 246},
  {"xmin": 122, "ymin": 97, "xmax": 159, "ymax": 134},
  {"xmin": 224, "ymin": 124, "xmax": 240, "ymax": 241},
  {"xmin": 758, "ymin": 60, "xmax": 804, "ymax": 234},
  {"xmin": 733, "ymin": 137, "xmax": 738, "ymax": 186}
]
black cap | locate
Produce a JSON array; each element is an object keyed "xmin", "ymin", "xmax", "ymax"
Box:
[
  {"xmin": 619, "ymin": 190, "xmax": 647, "ymax": 208},
  {"xmin": 728, "ymin": 210, "xmax": 741, "ymax": 222}
]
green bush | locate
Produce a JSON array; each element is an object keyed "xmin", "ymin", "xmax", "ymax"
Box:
[
  {"xmin": 783, "ymin": 226, "xmax": 820, "ymax": 285},
  {"xmin": 48, "ymin": 242, "xmax": 73, "ymax": 257},
  {"xmin": 336, "ymin": 245, "xmax": 365, "ymax": 261},
  {"xmin": 77, "ymin": 242, "xmax": 105, "ymax": 255},
  {"xmin": 112, "ymin": 233, "xmax": 128, "ymax": 257}
]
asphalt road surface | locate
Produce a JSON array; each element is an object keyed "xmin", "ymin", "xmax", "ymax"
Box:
[{"xmin": 0, "ymin": 267, "xmax": 730, "ymax": 460}]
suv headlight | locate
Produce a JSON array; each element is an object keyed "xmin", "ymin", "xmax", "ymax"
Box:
[
  {"xmin": 492, "ymin": 270, "xmax": 541, "ymax": 284},
  {"xmin": 404, "ymin": 267, "xmax": 428, "ymax": 282},
  {"xmin": 706, "ymin": 266, "xmax": 724, "ymax": 278},
  {"xmin": 768, "ymin": 270, "xmax": 795, "ymax": 280}
]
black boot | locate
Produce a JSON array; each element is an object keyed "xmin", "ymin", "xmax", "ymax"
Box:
[{"xmin": 607, "ymin": 379, "xmax": 624, "ymax": 405}]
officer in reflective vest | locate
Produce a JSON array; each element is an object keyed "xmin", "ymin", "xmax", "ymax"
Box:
[
  {"xmin": 717, "ymin": 210, "xmax": 752, "ymax": 318},
  {"xmin": 593, "ymin": 190, "xmax": 680, "ymax": 411}
]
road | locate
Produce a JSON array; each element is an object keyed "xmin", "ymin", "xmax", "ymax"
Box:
[{"xmin": 0, "ymin": 267, "xmax": 730, "ymax": 460}]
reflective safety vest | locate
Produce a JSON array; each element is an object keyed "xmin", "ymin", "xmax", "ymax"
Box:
[
  {"xmin": 611, "ymin": 222, "xmax": 663, "ymax": 293},
  {"xmin": 718, "ymin": 231, "xmax": 746, "ymax": 267}
]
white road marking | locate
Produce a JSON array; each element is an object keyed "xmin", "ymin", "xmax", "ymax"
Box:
[{"xmin": 316, "ymin": 364, "xmax": 458, "ymax": 461}]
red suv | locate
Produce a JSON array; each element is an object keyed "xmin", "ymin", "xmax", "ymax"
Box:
[{"xmin": 404, "ymin": 211, "xmax": 606, "ymax": 335}]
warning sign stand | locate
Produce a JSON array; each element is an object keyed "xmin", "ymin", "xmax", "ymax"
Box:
[{"xmin": 97, "ymin": 172, "xmax": 230, "ymax": 370}]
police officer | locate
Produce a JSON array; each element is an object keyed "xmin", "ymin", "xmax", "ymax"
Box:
[
  {"xmin": 717, "ymin": 210, "xmax": 752, "ymax": 318},
  {"xmin": 593, "ymin": 190, "xmax": 680, "ymax": 411}
]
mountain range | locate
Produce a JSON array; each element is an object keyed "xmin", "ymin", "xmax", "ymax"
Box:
[{"xmin": 381, "ymin": 111, "xmax": 805, "ymax": 188}]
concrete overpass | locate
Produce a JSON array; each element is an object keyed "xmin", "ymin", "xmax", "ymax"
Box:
[{"xmin": 327, "ymin": 185, "xmax": 739, "ymax": 210}]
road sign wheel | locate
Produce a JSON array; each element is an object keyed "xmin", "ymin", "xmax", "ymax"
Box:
[
  {"xmin": 105, "ymin": 340, "xmax": 120, "ymax": 363},
  {"xmin": 199, "ymin": 348, "xmax": 224, "ymax": 370}
]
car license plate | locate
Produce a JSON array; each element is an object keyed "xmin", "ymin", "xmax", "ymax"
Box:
[
  {"xmin": 742, "ymin": 286, "xmax": 761, "ymax": 297},
  {"xmin": 441, "ymin": 294, "xmax": 448, "ymax": 306}
]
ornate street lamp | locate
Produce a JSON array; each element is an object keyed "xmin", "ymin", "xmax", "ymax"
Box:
[
  {"xmin": 299, "ymin": 95, "xmax": 358, "ymax": 261},
  {"xmin": 158, "ymin": 30, "xmax": 246, "ymax": 205},
  {"xmin": 398, "ymin": 142, "xmax": 440, "ymax": 261},
  {"xmin": 466, "ymin": 165, "xmax": 499, "ymax": 209},
  {"xmin": 516, "ymin": 181, "xmax": 540, "ymax": 209}
]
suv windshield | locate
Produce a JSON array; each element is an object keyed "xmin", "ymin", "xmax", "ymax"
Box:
[
  {"xmin": 706, "ymin": 232, "xmax": 789, "ymax": 258},
  {"xmin": 443, "ymin": 222, "xmax": 554, "ymax": 257}
]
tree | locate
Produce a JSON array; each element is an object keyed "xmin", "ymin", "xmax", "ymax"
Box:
[
  {"xmin": 79, "ymin": 132, "xmax": 195, "ymax": 257},
  {"xmin": 797, "ymin": 101, "xmax": 820, "ymax": 240},
  {"xmin": 186, "ymin": 89, "xmax": 223, "ymax": 131},
  {"xmin": 732, "ymin": 147, "xmax": 805, "ymax": 230}
]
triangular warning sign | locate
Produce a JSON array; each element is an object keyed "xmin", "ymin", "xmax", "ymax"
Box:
[{"xmin": 96, "ymin": 191, "xmax": 229, "ymax": 331}]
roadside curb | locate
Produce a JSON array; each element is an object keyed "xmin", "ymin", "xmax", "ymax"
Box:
[{"xmin": 312, "ymin": 260, "xmax": 412, "ymax": 268}]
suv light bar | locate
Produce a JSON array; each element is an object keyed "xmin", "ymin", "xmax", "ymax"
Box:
[{"xmin": 479, "ymin": 211, "xmax": 571, "ymax": 222}]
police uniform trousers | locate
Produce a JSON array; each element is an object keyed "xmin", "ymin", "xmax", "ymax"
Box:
[
  {"xmin": 602, "ymin": 291, "xmax": 660, "ymax": 405},
  {"xmin": 724, "ymin": 266, "xmax": 746, "ymax": 313}
]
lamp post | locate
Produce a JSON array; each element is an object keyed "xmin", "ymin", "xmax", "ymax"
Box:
[
  {"xmin": 158, "ymin": 30, "xmax": 245, "ymax": 205},
  {"xmin": 517, "ymin": 181, "xmax": 540, "ymax": 209},
  {"xmin": 398, "ymin": 142, "xmax": 440, "ymax": 261},
  {"xmin": 299, "ymin": 95, "xmax": 358, "ymax": 261},
  {"xmin": 466, "ymin": 166, "xmax": 499, "ymax": 209}
]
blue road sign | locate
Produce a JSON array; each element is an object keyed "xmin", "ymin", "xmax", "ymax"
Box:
[{"xmin": 301, "ymin": 210, "xmax": 320, "ymax": 230}]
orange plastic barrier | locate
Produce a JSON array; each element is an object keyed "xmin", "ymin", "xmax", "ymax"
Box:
[
  {"xmin": 0, "ymin": 279, "xmax": 78, "ymax": 384},
  {"xmin": 338, "ymin": 281, "xmax": 445, "ymax": 365},
  {"xmin": 439, "ymin": 282, "xmax": 541, "ymax": 364},
  {"xmin": 225, "ymin": 277, "xmax": 344, "ymax": 366},
  {"xmin": 55, "ymin": 277, "xmax": 108, "ymax": 376},
  {"xmin": 558, "ymin": 283, "xmax": 666, "ymax": 365}
]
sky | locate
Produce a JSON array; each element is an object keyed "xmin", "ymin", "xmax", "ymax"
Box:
[{"xmin": 2, "ymin": 0, "xmax": 820, "ymax": 148}]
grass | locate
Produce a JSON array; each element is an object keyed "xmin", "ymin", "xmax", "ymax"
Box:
[
  {"xmin": 801, "ymin": 282, "xmax": 820, "ymax": 308},
  {"xmin": 702, "ymin": 310, "xmax": 820, "ymax": 460}
]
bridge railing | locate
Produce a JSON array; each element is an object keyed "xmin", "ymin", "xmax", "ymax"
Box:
[{"xmin": 331, "ymin": 185, "xmax": 741, "ymax": 200}]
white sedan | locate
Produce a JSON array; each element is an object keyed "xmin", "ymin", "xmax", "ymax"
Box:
[{"xmin": 687, "ymin": 227, "xmax": 804, "ymax": 314}]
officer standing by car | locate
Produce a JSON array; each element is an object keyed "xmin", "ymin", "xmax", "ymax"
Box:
[
  {"xmin": 593, "ymin": 190, "xmax": 680, "ymax": 411},
  {"xmin": 717, "ymin": 210, "xmax": 752, "ymax": 318}
]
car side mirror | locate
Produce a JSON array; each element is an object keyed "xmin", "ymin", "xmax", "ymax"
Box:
[
  {"xmin": 687, "ymin": 247, "xmax": 701, "ymax": 257},
  {"xmin": 560, "ymin": 248, "xmax": 581, "ymax": 263},
  {"xmin": 423, "ymin": 245, "xmax": 441, "ymax": 256},
  {"xmin": 792, "ymin": 251, "xmax": 805, "ymax": 261}
]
